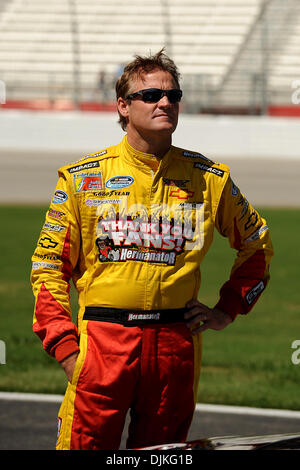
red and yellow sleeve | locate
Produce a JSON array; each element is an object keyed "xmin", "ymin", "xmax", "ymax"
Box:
[
  {"xmin": 31, "ymin": 170, "xmax": 81, "ymax": 363},
  {"xmin": 214, "ymin": 177, "xmax": 274, "ymax": 321}
]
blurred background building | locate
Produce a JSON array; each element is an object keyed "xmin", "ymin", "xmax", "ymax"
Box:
[{"xmin": 0, "ymin": 0, "xmax": 299, "ymax": 116}]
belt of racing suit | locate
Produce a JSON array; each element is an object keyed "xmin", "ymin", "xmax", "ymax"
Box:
[{"xmin": 83, "ymin": 306, "xmax": 189, "ymax": 326}]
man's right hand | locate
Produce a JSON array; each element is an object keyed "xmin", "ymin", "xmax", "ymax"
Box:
[{"xmin": 60, "ymin": 352, "xmax": 79, "ymax": 383}]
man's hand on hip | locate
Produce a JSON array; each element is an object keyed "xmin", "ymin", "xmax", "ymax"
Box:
[
  {"xmin": 60, "ymin": 352, "xmax": 79, "ymax": 383},
  {"xmin": 185, "ymin": 299, "xmax": 232, "ymax": 335}
]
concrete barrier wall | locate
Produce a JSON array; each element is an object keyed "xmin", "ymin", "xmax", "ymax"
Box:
[{"xmin": 0, "ymin": 110, "xmax": 300, "ymax": 160}]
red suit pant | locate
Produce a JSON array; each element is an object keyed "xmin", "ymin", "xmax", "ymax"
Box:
[{"xmin": 56, "ymin": 320, "xmax": 202, "ymax": 450}]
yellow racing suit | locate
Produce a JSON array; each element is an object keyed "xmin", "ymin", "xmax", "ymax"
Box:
[{"xmin": 31, "ymin": 135, "xmax": 273, "ymax": 449}]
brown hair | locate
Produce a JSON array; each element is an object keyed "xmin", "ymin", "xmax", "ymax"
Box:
[{"xmin": 115, "ymin": 48, "xmax": 181, "ymax": 131}]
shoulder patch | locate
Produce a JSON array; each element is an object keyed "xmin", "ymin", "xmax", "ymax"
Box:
[
  {"xmin": 194, "ymin": 162, "xmax": 225, "ymax": 178},
  {"xmin": 182, "ymin": 150, "xmax": 217, "ymax": 165},
  {"xmin": 75, "ymin": 149, "xmax": 108, "ymax": 163},
  {"xmin": 59, "ymin": 148, "xmax": 119, "ymax": 175},
  {"xmin": 67, "ymin": 160, "xmax": 100, "ymax": 174}
]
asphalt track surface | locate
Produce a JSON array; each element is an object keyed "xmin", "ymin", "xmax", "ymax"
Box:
[
  {"xmin": 1, "ymin": 393, "xmax": 300, "ymax": 451},
  {"xmin": 0, "ymin": 148, "xmax": 299, "ymax": 451}
]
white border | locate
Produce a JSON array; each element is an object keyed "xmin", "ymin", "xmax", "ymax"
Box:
[
  {"xmin": 195, "ymin": 403, "xmax": 300, "ymax": 420},
  {"xmin": 0, "ymin": 392, "xmax": 63, "ymax": 403}
]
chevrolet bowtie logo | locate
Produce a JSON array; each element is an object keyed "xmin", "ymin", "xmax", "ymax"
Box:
[
  {"xmin": 169, "ymin": 188, "xmax": 195, "ymax": 200},
  {"xmin": 38, "ymin": 237, "xmax": 58, "ymax": 249}
]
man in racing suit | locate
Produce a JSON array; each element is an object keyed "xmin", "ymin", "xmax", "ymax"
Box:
[{"xmin": 31, "ymin": 50, "xmax": 273, "ymax": 450}]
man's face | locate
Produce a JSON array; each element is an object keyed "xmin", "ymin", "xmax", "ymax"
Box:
[{"xmin": 119, "ymin": 69, "xmax": 180, "ymax": 137}]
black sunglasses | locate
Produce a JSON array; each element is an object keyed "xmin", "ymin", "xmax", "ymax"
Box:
[{"xmin": 126, "ymin": 88, "xmax": 183, "ymax": 104}]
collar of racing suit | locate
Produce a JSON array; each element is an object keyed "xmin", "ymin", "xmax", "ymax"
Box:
[{"xmin": 121, "ymin": 135, "xmax": 173, "ymax": 173}]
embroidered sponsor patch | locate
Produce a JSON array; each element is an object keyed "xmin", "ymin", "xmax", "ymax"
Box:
[
  {"xmin": 169, "ymin": 188, "xmax": 195, "ymax": 200},
  {"xmin": 95, "ymin": 205, "xmax": 203, "ymax": 265},
  {"xmin": 105, "ymin": 175, "xmax": 134, "ymax": 189},
  {"xmin": 33, "ymin": 251, "xmax": 60, "ymax": 261},
  {"xmin": 163, "ymin": 178, "xmax": 189, "ymax": 188},
  {"xmin": 194, "ymin": 163, "xmax": 224, "ymax": 177},
  {"xmin": 183, "ymin": 150, "xmax": 217, "ymax": 164},
  {"xmin": 56, "ymin": 417, "xmax": 62, "ymax": 446},
  {"xmin": 245, "ymin": 281, "xmax": 265, "ymax": 305},
  {"xmin": 85, "ymin": 198, "xmax": 122, "ymax": 207},
  {"xmin": 52, "ymin": 190, "xmax": 68, "ymax": 204},
  {"xmin": 43, "ymin": 223, "xmax": 66, "ymax": 232},
  {"xmin": 232, "ymin": 180, "xmax": 239, "ymax": 196},
  {"xmin": 68, "ymin": 161, "xmax": 100, "ymax": 174},
  {"xmin": 48, "ymin": 208, "xmax": 66, "ymax": 220},
  {"xmin": 38, "ymin": 236, "xmax": 58, "ymax": 249},
  {"xmin": 245, "ymin": 225, "xmax": 269, "ymax": 243},
  {"xmin": 244, "ymin": 210, "xmax": 259, "ymax": 231},
  {"xmin": 32, "ymin": 261, "xmax": 59, "ymax": 270},
  {"xmin": 127, "ymin": 313, "xmax": 160, "ymax": 321},
  {"xmin": 76, "ymin": 150, "xmax": 107, "ymax": 163},
  {"xmin": 74, "ymin": 172, "xmax": 103, "ymax": 192}
]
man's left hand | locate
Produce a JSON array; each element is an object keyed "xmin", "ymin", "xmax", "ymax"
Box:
[{"xmin": 184, "ymin": 299, "xmax": 233, "ymax": 335}]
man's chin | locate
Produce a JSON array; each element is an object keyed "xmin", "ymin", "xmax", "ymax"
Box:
[{"xmin": 153, "ymin": 121, "xmax": 177, "ymax": 134}]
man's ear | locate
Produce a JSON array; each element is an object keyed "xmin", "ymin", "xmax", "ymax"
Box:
[{"xmin": 117, "ymin": 97, "xmax": 129, "ymax": 119}]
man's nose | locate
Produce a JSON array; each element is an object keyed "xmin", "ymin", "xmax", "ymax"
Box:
[{"xmin": 158, "ymin": 94, "xmax": 171, "ymax": 106}]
